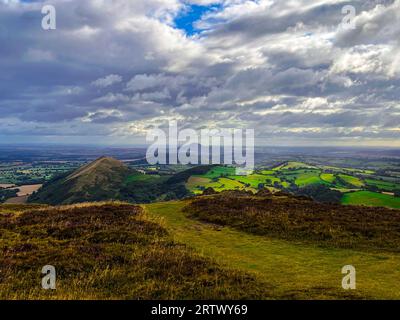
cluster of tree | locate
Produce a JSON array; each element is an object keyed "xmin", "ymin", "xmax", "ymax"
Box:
[
  {"xmin": 28, "ymin": 173, "xmax": 76, "ymax": 205},
  {"xmin": 166, "ymin": 165, "xmax": 216, "ymax": 184},
  {"xmin": 295, "ymin": 184, "xmax": 342, "ymax": 204},
  {"xmin": 366, "ymin": 185, "xmax": 379, "ymax": 192},
  {"xmin": 119, "ymin": 177, "xmax": 190, "ymax": 203},
  {"xmin": 0, "ymin": 188, "xmax": 18, "ymax": 203},
  {"xmin": 375, "ymin": 169, "xmax": 393, "ymax": 177}
]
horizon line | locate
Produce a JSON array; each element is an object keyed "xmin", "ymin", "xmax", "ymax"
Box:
[{"xmin": 0, "ymin": 143, "xmax": 399, "ymax": 150}]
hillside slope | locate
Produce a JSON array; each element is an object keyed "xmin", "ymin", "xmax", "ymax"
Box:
[
  {"xmin": 28, "ymin": 157, "xmax": 133, "ymax": 205},
  {"xmin": 28, "ymin": 160, "xmax": 216, "ymax": 205},
  {"xmin": 0, "ymin": 202, "xmax": 268, "ymax": 299},
  {"xmin": 184, "ymin": 191, "xmax": 400, "ymax": 251},
  {"xmin": 4, "ymin": 193, "xmax": 400, "ymax": 299},
  {"xmin": 145, "ymin": 193, "xmax": 400, "ymax": 299}
]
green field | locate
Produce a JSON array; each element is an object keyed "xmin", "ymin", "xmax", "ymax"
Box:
[
  {"xmin": 229, "ymin": 174, "xmax": 277, "ymax": 188},
  {"xmin": 321, "ymin": 173, "xmax": 335, "ymax": 183},
  {"xmin": 146, "ymin": 201, "xmax": 400, "ymax": 299},
  {"xmin": 338, "ymin": 174, "xmax": 364, "ymax": 188},
  {"xmin": 185, "ymin": 162, "xmax": 399, "ymax": 210},
  {"xmin": 273, "ymin": 161, "xmax": 317, "ymax": 171},
  {"xmin": 342, "ymin": 191, "xmax": 400, "ymax": 209},
  {"xmin": 199, "ymin": 166, "xmax": 237, "ymax": 179},
  {"xmin": 295, "ymin": 173, "xmax": 326, "ymax": 187},
  {"xmin": 0, "ymin": 162, "xmax": 79, "ymax": 185},
  {"xmin": 365, "ymin": 179, "xmax": 398, "ymax": 191},
  {"xmin": 320, "ymin": 165, "xmax": 375, "ymax": 175},
  {"xmin": 186, "ymin": 176, "xmax": 211, "ymax": 194},
  {"xmin": 279, "ymin": 169, "xmax": 327, "ymax": 187},
  {"xmin": 204, "ymin": 177, "xmax": 245, "ymax": 192},
  {"xmin": 260, "ymin": 170, "xmax": 275, "ymax": 175}
]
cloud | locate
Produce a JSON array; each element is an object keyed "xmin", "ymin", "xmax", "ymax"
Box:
[
  {"xmin": 0, "ymin": 0, "xmax": 399, "ymax": 146},
  {"xmin": 92, "ymin": 74, "xmax": 123, "ymax": 88},
  {"xmin": 126, "ymin": 74, "xmax": 184, "ymax": 92}
]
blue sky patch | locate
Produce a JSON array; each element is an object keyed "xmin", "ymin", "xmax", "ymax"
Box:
[{"xmin": 174, "ymin": 4, "xmax": 222, "ymax": 35}]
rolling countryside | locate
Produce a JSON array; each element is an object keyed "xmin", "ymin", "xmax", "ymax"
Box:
[{"xmin": 0, "ymin": 152, "xmax": 399, "ymax": 300}]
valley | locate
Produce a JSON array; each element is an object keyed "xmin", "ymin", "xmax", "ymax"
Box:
[{"xmin": 1, "ymin": 146, "xmax": 399, "ymax": 209}]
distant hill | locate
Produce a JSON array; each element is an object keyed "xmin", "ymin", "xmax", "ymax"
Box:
[
  {"xmin": 28, "ymin": 157, "xmax": 213, "ymax": 205},
  {"xmin": 28, "ymin": 157, "xmax": 134, "ymax": 205}
]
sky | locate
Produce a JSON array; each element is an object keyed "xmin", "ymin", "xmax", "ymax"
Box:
[{"xmin": 0, "ymin": 0, "xmax": 399, "ymax": 146}]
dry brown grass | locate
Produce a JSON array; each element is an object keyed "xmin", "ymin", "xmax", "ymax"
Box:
[{"xmin": 0, "ymin": 202, "xmax": 270, "ymax": 300}]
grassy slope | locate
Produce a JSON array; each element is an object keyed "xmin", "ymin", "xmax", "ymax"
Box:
[
  {"xmin": 186, "ymin": 177, "xmax": 212, "ymax": 194},
  {"xmin": 320, "ymin": 173, "xmax": 335, "ymax": 183},
  {"xmin": 29, "ymin": 157, "xmax": 132, "ymax": 205},
  {"xmin": 295, "ymin": 173, "xmax": 326, "ymax": 186},
  {"xmin": 124, "ymin": 173, "xmax": 160, "ymax": 183},
  {"xmin": 279, "ymin": 169, "xmax": 327, "ymax": 187},
  {"xmin": 342, "ymin": 191, "xmax": 400, "ymax": 209},
  {"xmin": 205, "ymin": 178, "xmax": 245, "ymax": 192},
  {"xmin": 338, "ymin": 174, "xmax": 364, "ymax": 188},
  {"xmin": 0, "ymin": 203, "xmax": 269, "ymax": 300},
  {"xmin": 186, "ymin": 194, "xmax": 400, "ymax": 251},
  {"xmin": 146, "ymin": 201, "xmax": 400, "ymax": 299}
]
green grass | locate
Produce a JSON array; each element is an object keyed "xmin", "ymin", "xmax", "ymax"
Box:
[
  {"xmin": 186, "ymin": 176, "xmax": 257, "ymax": 194},
  {"xmin": 332, "ymin": 188, "xmax": 360, "ymax": 193},
  {"xmin": 185, "ymin": 177, "xmax": 212, "ymax": 194},
  {"xmin": 273, "ymin": 162, "xmax": 317, "ymax": 171},
  {"xmin": 205, "ymin": 178, "xmax": 247, "ymax": 192},
  {"xmin": 342, "ymin": 191, "xmax": 400, "ymax": 209},
  {"xmin": 281, "ymin": 170, "xmax": 327, "ymax": 187},
  {"xmin": 124, "ymin": 173, "xmax": 160, "ymax": 184},
  {"xmin": 295, "ymin": 174, "xmax": 325, "ymax": 186},
  {"xmin": 281, "ymin": 181, "xmax": 290, "ymax": 188},
  {"xmin": 200, "ymin": 166, "xmax": 237, "ymax": 179},
  {"xmin": 260, "ymin": 170, "xmax": 275, "ymax": 175},
  {"xmin": 365, "ymin": 179, "xmax": 398, "ymax": 192},
  {"xmin": 146, "ymin": 201, "xmax": 400, "ymax": 299},
  {"xmin": 321, "ymin": 173, "xmax": 335, "ymax": 184},
  {"xmin": 338, "ymin": 174, "xmax": 364, "ymax": 188},
  {"xmin": 229, "ymin": 174, "xmax": 276, "ymax": 188},
  {"xmin": 188, "ymin": 172, "xmax": 281, "ymax": 194}
]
